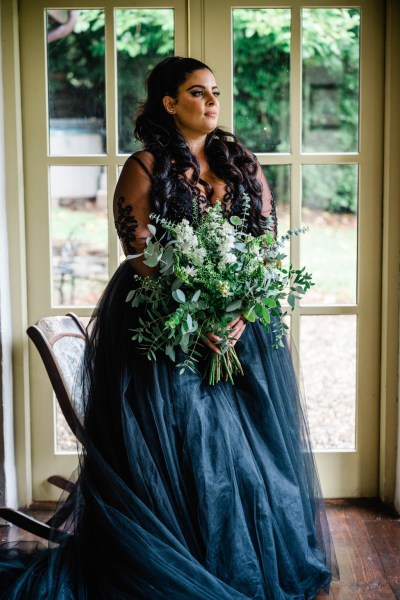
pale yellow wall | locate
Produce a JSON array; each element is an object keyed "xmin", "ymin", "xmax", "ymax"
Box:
[
  {"xmin": 1, "ymin": 0, "xmax": 31, "ymax": 508},
  {"xmin": 383, "ymin": 0, "xmax": 400, "ymax": 509}
]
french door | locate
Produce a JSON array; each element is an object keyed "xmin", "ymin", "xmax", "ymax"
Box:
[
  {"xmin": 18, "ymin": 0, "xmax": 384, "ymax": 500},
  {"xmin": 205, "ymin": 0, "xmax": 384, "ymax": 498}
]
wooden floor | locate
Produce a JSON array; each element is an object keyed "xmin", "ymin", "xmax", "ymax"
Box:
[
  {"xmin": 317, "ymin": 499, "xmax": 400, "ymax": 599},
  {"xmin": 1, "ymin": 498, "xmax": 399, "ymax": 599}
]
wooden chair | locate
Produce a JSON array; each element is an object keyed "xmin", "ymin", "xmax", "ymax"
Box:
[
  {"xmin": 0, "ymin": 313, "xmax": 87, "ymax": 541},
  {"xmin": 27, "ymin": 312, "xmax": 86, "ymax": 447}
]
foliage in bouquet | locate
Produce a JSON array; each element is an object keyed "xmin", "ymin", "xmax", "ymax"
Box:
[{"xmin": 126, "ymin": 195, "xmax": 313, "ymax": 384}]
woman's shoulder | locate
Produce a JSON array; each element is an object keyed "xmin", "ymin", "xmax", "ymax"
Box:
[{"xmin": 127, "ymin": 149, "xmax": 156, "ymax": 179}]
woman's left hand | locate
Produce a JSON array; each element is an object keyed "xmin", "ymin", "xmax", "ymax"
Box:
[{"xmin": 227, "ymin": 315, "xmax": 247, "ymax": 347}]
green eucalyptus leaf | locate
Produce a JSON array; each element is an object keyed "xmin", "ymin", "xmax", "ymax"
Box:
[
  {"xmin": 180, "ymin": 333, "xmax": 190, "ymax": 354},
  {"xmin": 230, "ymin": 215, "xmax": 242, "ymax": 226},
  {"xmin": 172, "ymin": 289, "xmax": 186, "ymax": 303},
  {"xmin": 288, "ymin": 293, "xmax": 296, "ymax": 309},
  {"xmin": 144, "ymin": 241, "xmax": 154, "ymax": 254},
  {"xmin": 262, "ymin": 306, "xmax": 271, "ymax": 324},
  {"xmin": 160, "ymin": 245, "xmax": 174, "ymax": 269},
  {"xmin": 165, "ymin": 345, "xmax": 176, "ymax": 362},
  {"xmin": 262, "ymin": 297, "xmax": 276, "ymax": 308},
  {"xmin": 131, "ymin": 296, "xmax": 140, "ymax": 308},
  {"xmin": 226, "ymin": 299, "xmax": 242, "ymax": 312},
  {"xmin": 191, "ymin": 290, "xmax": 201, "ymax": 302},
  {"xmin": 143, "ymin": 253, "xmax": 161, "ymax": 267},
  {"xmin": 147, "ymin": 224, "xmax": 157, "ymax": 236},
  {"xmin": 242, "ymin": 307, "xmax": 256, "ymax": 322}
]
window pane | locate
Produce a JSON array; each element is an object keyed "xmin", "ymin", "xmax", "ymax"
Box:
[
  {"xmin": 263, "ymin": 165, "xmax": 291, "ymax": 272},
  {"xmin": 116, "ymin": 9, "xmax": 174, "ymax": 154},
  {"xmin": 56, "ymin": 400, "xmax": 76, "ymax": 452},
  {"xmin": 233, "ymin": 9, "xmax": 290, "ymax": 153},
  {"xmin": 262, "ymin": 165, "xmax": 290, "ymax": 233},
  {"xmin": 55, "ymin": 361, "xmax": 84, "ymax": 452},
  {"xmin": 302, "ymin": 8, "xmax": 360, "ymax": 152},
  {"xmin": 47, "ymin": 10, "xmax": 106, "ymax": 155},
  {"xmin": 50, "ymin": 166, "xmax": 108, "ymax": 306},
  {"xmin": 301, "ymin": 164, "xmax": 358, "ymax": 305},
  {"xmin": 301, "ymin": 315, "xmax": 357, "ymax": 450}
]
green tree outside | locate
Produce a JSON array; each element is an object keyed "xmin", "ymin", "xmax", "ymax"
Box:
[{"xmin": 47, "ymin": 8, "xmax": 360, "ymax": 213}]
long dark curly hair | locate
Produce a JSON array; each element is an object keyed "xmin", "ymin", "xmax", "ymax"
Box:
[{"xmin": 134, "ymin": 56, "xmax": 266, "ymax": 235}]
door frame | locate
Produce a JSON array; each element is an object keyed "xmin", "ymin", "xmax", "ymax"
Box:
[{"xmin": 380, "ymin": 0, "xmax": 400, "ymax": 504}]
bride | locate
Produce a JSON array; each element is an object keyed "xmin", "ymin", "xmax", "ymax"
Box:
[{"xmin": 0, "ymin": 56, "xmax": 338, "ymax": 599}]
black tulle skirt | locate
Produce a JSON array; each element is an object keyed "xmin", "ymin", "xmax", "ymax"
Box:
[{"xmin": 0, "ymin": 261, "xmax": 339, "ymax": 599}]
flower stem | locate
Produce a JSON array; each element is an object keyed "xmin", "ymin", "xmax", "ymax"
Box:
[{"xmin": 204, "ymin": 347, "xmax": 243, "ymax": 386}]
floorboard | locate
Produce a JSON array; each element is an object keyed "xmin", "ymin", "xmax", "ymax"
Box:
[{"xmin": 317, "ymin": 499, "xmax": 400, "ymax": 599}]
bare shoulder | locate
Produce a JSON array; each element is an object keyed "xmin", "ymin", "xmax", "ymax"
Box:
[{"xmin": 128, "ymin": 150, "xmax": 155, "ymax": 175}]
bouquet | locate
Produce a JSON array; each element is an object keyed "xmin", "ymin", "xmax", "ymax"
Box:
[{"xmin": 126, "ymin": 195, "xmax": 313, "ymax": 385}]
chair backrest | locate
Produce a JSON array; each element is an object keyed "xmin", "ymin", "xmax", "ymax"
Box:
[{"xmin": 27, "ymin": 313, "xmax": 87, "ymax": 444}]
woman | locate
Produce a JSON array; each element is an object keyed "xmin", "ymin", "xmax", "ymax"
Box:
[{"xmin": 0, "ymin": 57, "xmax": 338, "ymax": 599}]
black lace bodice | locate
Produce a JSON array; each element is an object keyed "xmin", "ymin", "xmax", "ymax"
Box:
[
  {"xmin": 114, "ymin": 153, "xmax": 277, "ymax": 262},
  {"xmin": 114, "ymin": 196, "xmax": 139, "ymax": 255},
  {"xmin": 165, "ymin": 170, "xmax": 242, "ymax": 225}
]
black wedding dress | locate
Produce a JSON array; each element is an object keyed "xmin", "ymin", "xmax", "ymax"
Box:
[{"xmin": 0, "ymin": 151, "xmax": 339, "ymax": 599}]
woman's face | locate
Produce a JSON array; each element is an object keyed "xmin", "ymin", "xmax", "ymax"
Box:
[{"xmin": 163, "ymin": 69, "xmax": 220, "ymax": 138}]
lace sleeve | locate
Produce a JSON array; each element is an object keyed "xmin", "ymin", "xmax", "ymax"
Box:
[
  {"xmin": 113, "ymin": 151, "xmax": 155, "ymax": 278},
  {"xmin": 255, "ymin": 160, "xmax": 278, "ymax": 238}
]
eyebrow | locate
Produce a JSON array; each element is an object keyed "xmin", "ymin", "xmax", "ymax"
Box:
[{"xmin": 186, "ymin": 84, "xmax": 219, "ymax": 91}]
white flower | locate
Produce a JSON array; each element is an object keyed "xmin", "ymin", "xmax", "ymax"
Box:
[
  {"xmin": 221, "ymin": 222, "xmax": 235, "ymax": 236},
  {"xmin": 225, "ymin": 252, "xmax": 236, "ymax": 264},
  {"xmin": 183, "ymin": 265, "xmax": 198, "ymax": 277},
  {"xmin": 218, "ymin": 237, "xmax": 235, "ymax": 254},
  {"xmin": 250, "ymin": 246, "xmax": 261, "ymax": 257},
  {"xmin": 217, "ymin": 252, "xmax": 236, "ymax": 270},
  {"xmin": 195, "ymin": 247, "xmax": 206, "ymax": 261},
  {"xmin": 175, "ymin": 220, "xmax": 199, "ymax": 255}
]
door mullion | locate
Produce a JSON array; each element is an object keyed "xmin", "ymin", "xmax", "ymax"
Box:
[{"xmin": 104, "ymin": 6, "xmax": 119, "ymax": 273}]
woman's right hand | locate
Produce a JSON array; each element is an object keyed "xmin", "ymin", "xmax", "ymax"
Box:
[
  {"xmin": 204, "ymin": 331, "xmax": 222, "ymax": 354},
  {"xmin": 204, "ymin": 316, "xmax": 247, "ymax": 354}
]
